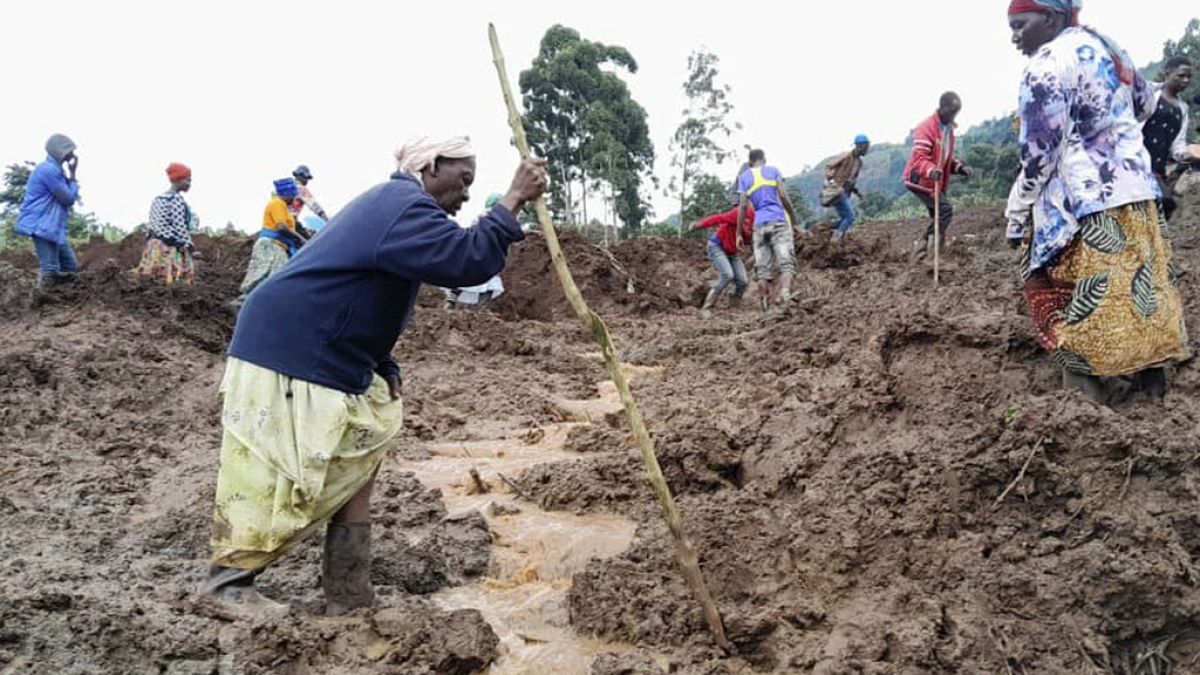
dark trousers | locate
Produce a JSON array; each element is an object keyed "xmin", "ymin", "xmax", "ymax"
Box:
[
  {"xmin": 1161, "ymin": 196, "xmax": 1178, "ymax": 222},
  {"xmin": 1155, "ymin": 173, "xmax": 1179, "ymax": 222},
  {"xmin": 912, "ymin": 189, "xmax": 954, "ymax": 241},
  {"xmin": 32, "ymin": 236, "xmax": 78, "ymax": 280}
]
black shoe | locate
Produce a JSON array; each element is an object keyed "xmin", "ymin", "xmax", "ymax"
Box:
[{"xmin": 323, "ymin": 522, "xmax": 375, "ymax": 615}]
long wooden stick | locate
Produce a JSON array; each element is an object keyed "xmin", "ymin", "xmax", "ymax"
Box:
[
  {"xmin": 488, "ymin": 23, "xmax": 732, "ymax": 652},
  {"xmin": 933, "ymin": 178, "xmax": 941, "ymax": 286}
]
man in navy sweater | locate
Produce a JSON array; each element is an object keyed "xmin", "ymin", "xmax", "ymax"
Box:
[{"xmin": 199, "ymin": 136, "xmax": 547, "ymax": 618}]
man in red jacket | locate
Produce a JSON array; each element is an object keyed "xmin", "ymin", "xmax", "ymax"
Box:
[
  {"xmin": 691, "ymin": 201, "xmax": 755, "ymax": 317},
  {"xmin": 903, "ymin": 92, "xmax": 973, "ymax": 259}
]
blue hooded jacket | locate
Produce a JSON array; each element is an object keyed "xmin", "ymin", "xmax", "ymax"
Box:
[{"xmin": 15, "ymin": 156, "xmax": 79, "ymax": 245}]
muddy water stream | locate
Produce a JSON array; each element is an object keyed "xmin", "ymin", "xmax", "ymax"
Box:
[{"xmin": 397, "ymin": 363, "xmax": 665, "ymax": 673}]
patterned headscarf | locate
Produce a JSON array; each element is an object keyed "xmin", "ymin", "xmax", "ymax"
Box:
[
  {"xmin": 394, "ymin": 136, "xmax": 475, "ymax": 180},
  {"xmin": 1008, "ymin": 0, "xmax": 1080, "ymax": 24},
  {"xmin": 1008, "ymin": 0, "xmax": 1136, "ymax": 84}
]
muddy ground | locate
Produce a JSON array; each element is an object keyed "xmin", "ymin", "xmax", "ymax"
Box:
[{"xmin": 3, "ymin": 193, "xmax": 1200, "ymax": 674}]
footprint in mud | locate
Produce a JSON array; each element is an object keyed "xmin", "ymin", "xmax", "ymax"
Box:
[{"xmin": 396, "ymin": 359, "xmax": 668, "ymax": 674}]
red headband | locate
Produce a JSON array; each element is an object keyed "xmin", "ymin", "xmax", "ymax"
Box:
[
  {"xmin": 1007, "ymin": 0, "xmax": 1079, "ymax": 26},
  {"xmin": 167, "ymin": 162, "xmax": 191, "ymax": 182},
  {"xmin": 1008, "ymin": 0, "xmax": 1043, "ymax": 14}
]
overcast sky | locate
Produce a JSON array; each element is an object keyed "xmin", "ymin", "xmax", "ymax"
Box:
[{"xmin": 2, "ymin": 1, "xmax": 1195, "ymax": 231}]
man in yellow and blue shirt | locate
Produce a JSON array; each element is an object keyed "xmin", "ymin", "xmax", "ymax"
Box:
[{"xmin": 736, "ymin": 148, "xmax": 802, "ymax": 311}]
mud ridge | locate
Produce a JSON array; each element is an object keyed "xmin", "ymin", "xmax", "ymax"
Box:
[{"xmin": 5, "ymin": 199, "xmax": 1200, "ymax": 672}]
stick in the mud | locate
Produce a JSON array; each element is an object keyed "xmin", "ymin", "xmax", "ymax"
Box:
[
  {"xmin": 933, "ymin": 178, "xmax": 941, "ymax": 286},
  {"xmin": 992, "ymin": 438, "xmax": 1044, "ymax": 510},
  {"xmin": 496, "ymin": 471, "xmax": 531, "ymax": 501},
  {"xmin": 469, "ymin": 467, "xmax": 489, "ymax": 495},
  {"xmin": 488, "ymin": 23, "xmax": 733, "ymax": 653}
]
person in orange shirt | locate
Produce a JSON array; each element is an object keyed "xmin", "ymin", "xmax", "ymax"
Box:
[{"xmin": 232, "ymin": 178, "xmax": 307, "ymax": 309}]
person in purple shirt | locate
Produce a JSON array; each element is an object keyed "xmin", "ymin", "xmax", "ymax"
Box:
[
  {"xmin": 736, "ymin": 148, "xmax": 802, "ymax": 312},
  {"xmin": 198, "ymin": 136, "xmax": 547, "ymax": 619}
]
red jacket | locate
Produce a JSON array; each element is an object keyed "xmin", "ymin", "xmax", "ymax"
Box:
[
  {"xmin": 903, "ymin": 112, "xmax": 965, "ymax": 195},
  {"xmin": 693, "ymin": 205, "xmax": 754, "ymax": 254}
]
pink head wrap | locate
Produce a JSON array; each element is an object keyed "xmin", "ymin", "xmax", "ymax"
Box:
[{"xmin": 394, "ymin": 136, "xmax": 476, "ymax": 179}]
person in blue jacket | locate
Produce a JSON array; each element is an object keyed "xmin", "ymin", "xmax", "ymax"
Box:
[
  {"xmin": 15, "ymin": 134, "xmax": 81, "ymax": 287},
  {"xmin": 198, "ymin": 136, "xmax": 547, "ymax": 620}
]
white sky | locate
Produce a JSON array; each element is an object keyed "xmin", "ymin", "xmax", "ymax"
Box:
[{"xmin": 2, "ymin": 1, "xmax": 1195, "ymax": 231}]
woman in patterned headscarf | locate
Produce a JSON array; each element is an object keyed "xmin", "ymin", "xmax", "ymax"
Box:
[
  {"xmin": 134, "ymin": 163, "xmax": 196, "ymax": 284},
  {"xmin": 1006, "ymin": 0, "xmax": 1190, "ymax": 401}
]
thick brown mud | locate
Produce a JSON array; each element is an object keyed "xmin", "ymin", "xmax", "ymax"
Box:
[
  {"xmin": 4, "ymin": 191, "xmax": 1200, "ymax": 673},
  {"xmin": 397, "ymin": 364, "xmax": 662, "ymax": 673}
]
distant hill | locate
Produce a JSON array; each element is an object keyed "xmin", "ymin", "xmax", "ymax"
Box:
[
  {"xmin": 654, "ymin": 19, "xmax": 1198, "ymax": 227},
  {"xmin": 782, "ymin": 15, "xmax": 1200, "ymax": 218}
]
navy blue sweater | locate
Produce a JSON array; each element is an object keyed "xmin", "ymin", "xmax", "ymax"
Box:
[{"xmin": 229, "ymin": 174, "xmax": 524, "ymax": 394}]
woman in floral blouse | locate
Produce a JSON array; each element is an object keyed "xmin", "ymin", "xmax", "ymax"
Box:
[
  {"xmin": 1005, "ymin": 0, "xmax": 1190, "ymax": 401},
  {"xmin": 134, "ymin": 163, "xmax": 196, "ymax": 284}
]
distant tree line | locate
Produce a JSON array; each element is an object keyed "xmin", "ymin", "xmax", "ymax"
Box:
[
  {"xmin": 5, "ymin": 20, "xmax": 1198, "ymax": 249},
  {"xmin": 519, "ymin": 25, "xmax": 656, "ymax": 237},
  {"xmin": 0, "ymin": 162, "xmax": 121, "ymax": 252}
]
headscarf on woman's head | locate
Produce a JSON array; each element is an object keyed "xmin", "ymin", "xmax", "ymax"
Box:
[
  {"xmin": 273, "ymin": 177, "xmax": 299, "ymax": 199},
  {"xmin": 1008, "ymin": 0, "xmax": 1136, "ymax": 85},
  {"xmin": 1008, "ymin": 0, "xmax": 1080, "ymax": 25},
  {"xmin": 394, "ymin": 136, "xmax": 475, "ymax": 180},
  {"xmin": 166, "ymin": 163, "xmax": 191, "ymax": 182}
]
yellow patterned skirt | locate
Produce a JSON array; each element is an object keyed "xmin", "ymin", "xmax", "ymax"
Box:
[
  {"xmin": 210, "ymin": 358, "xmax": 403, "ymax": 570},
  {"xmin": 1023, "ymin": 201, "xmax": 1190, "ymax": 377},
  {"xmin": 133, "ymin": 238, "xmax": 195, "ymax": 285}
]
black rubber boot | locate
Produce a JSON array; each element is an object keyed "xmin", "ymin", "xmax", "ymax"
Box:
[
  {"xmin": 1134, "ymin": 367, "xmax": 1168, "ymax": 400},
  {"xmin": 195, "ymin": 565, "xmax": 286, "ymax": 621},
  {"xmin": 1063, "ymin": 370, "xmax": 1105, "ymax": 403},
  {"xmin": 323, "ymin": 522, "xmax": 375, "ymax": 615},
  {"xmin": 199, "ymin": 565, "xmax": 256, "ymax": 594}
]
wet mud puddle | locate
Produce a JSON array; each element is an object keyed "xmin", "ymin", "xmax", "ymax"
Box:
[{"xmin": 397, "ymin": 362, "xmax": 665, "ymax": 673}]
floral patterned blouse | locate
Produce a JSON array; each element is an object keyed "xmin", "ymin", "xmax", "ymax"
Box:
[{"xmin": 1005, "ymin": 27, "xmax": 1160, "ymax": 272}]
